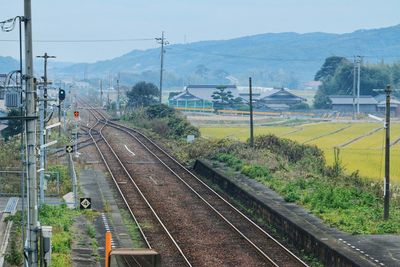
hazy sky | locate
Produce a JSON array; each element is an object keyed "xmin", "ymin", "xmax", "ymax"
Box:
[{"xmin": 1, "ymin": 0, "xmax": 399, "ymax": 63}]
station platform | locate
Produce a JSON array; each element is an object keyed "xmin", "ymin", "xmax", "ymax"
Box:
[{"xmin": 194, "ymin": 159, "xmax": 400, "ymax": 267}]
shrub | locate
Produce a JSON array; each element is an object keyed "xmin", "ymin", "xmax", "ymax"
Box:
[
  {"xmin": 241, "ymin": 164, "xmax": 270, "ymax": 179},
  {"xmin": 254, "ymin": 134, "xmax": 325, "ymax": 166}
]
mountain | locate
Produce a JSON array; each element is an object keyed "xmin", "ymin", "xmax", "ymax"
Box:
[
  {"xmin": 0, "ymin": 56, "xmax": 19, "ymax": 73},
  {"xmin": 3, "ymin": 24, "xmax": 400, "ymax": 88}
]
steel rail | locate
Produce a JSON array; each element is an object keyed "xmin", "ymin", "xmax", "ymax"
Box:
[
  {"xmin": 109, "ymin": 119, "xmax": 309, "ymax": 267},
  {"xmin": 88, "ymin": 117, "xmax": 151, "ymax": 249},
  {"xmin": 87, "ymin": 107, "xmax": 307, "ymax": 267},
  {"xmin": 88, "ymin": 108, "xmax": 193, "ymax": 267},
  {"xmin": 82, "ymin": 99, "xmax": 307, "ymax": 266}
]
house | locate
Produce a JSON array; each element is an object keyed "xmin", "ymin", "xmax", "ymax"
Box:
[
  {"xmin": 374, "ymin": 94, "xmax": 400, "ymax": 115},
  {"xmin": 329, "ymin": 95, "xmax": 378, "ymax": 113},
  {"xmin": 256, "ymin": 88, "xmax": 306, "ymax": 110},
  {"xmin": 329, "ymin": 95, "xmax": 400, "ymax": 115},
  {"xmin": 168, "ymin": 84, "xmax": 238, "ymax": 109}
]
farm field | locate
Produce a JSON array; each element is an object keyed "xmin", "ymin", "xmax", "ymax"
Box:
[{"xmin": 199, "ymin": 122, "xmax": 400, "ymax": 184}]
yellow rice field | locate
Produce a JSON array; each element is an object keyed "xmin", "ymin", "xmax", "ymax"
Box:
[{"xmin": 200, "ymin": 122, "xmax": 400, "ymax": 184}]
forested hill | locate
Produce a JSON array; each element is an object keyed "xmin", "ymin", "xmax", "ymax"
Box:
[
  {"xmin": 2, "ymin": 24, "xmax": 400, "ymax": 87},
  {"xmin": 0, "ymin": 56, "xmax": 19, "ymax": 73}
]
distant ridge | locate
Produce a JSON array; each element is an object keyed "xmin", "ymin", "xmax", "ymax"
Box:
[{"xmin": 2, "ymin": 24, "xmax": 400, "ymax": 87}]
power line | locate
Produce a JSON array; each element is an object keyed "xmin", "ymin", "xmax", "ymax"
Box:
[{"xmin": 0, "ymin": 38, "xmax": 154, "ymax": 43}]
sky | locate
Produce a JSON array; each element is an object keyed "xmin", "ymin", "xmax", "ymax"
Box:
[{"xmin": 1, "ymin": 0, "xmax": 399, "ymax": 63}]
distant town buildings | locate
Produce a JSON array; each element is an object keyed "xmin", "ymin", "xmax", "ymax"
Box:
[
  {"xmin": 168, "ymin": 84, "xmax": 307, "ymax": 111},
  {"xmin": 329, "ymin": 95, "xmax": 400, "ymax": 115}
]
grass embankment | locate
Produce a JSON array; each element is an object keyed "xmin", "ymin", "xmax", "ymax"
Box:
[
  {"xmin": 200, "ymin": 122, "xmax": 400, "ymax": 183},
  {"xmin": 184, "ymin": 135, "xmax": 400, "ymax": 234},
  {"xmin": 3, "ymin": 163, "xmax": 96, "ymax": 267},
  {"xmin": 121, "ymin": 108, "xmax": 400, "ymax": 234}
]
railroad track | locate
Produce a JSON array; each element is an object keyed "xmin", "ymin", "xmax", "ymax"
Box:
[{"xmin": 82, "ymin": 101, "xmax": 308, "ymax": 267}]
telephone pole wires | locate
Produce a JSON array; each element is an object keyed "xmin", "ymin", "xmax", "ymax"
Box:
[
  {"xmin": 24, "ymin": 0, "xmax": 39, "ymax": 266},
  {"xmin": 156, "ymin": 31, "xmax": 168, "ymax": 103}
]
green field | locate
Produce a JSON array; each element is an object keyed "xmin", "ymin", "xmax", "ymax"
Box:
[{"xmin": 200, "ymin": 122, "xmax": 400, "ymax": 184}]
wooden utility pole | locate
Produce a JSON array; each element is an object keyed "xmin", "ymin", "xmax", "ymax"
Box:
[
  {"xmin": 24, "ymin": 0, "xmax": 39, "ymax": 265},
  {"xmin": 249, "ymin": 77, "xmax": 254, "ymax": 147},
  {"xmin": 156, "ymin": 32, "xmax": 168, "ymax": 103},
  {"xmin": 384, "ymin": 85, "xmax": 391, "ymax": 220}
]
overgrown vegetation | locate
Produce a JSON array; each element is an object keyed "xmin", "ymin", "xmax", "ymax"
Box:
[
  {"xmin": 172, "ymin": 134, "xmax": 400, "ymax": 234},
  {"xmin": 47, "ymin": 164, "xmax": 72, "ymax": 195},
  {"xmin": 122, "ymin": 103, "xmax": 400, "ymax": 234},
  {"xmin": 4, "ymin": 205, "xmax": 97, "ymax": 267},
  {"xmin": 122, "ymin": 104, "xmax": 200, "ymax": 139},
  {"xmin": 1, "ymin": 109, "xmax": 23, "ymax": 140}
]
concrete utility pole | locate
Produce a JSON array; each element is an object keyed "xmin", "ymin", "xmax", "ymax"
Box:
[
  {"xmin": 24, "ymin": 0, "xmax": 39, "ymax": 266},
  {"xmin": 384, "ymin": 85, "xmax": 391, "ymax": 220},
  {"xmin": 116, "ymin": 73, "xmax": 120, "ymax": 116},
  {"xmin": 36, "ymin": 53, "xmax": 55, "ymax": 119},
  {"xmin": 356, "ymin": 55, "xmax": 362, "ymax": 115},
  {"xmin": 156, "ymin": 31, "xmax": 168, "ymax": 103},
  {"xmin": 36, "ymin": 53, "xmax": 55, "ymax": 174},
  {"xmin": 352, "ymin": 57, "xmax": 357, "ymax": 120},
  {"xmin": 38, "ymin": 85, "xmax": 45, "ymax": 206},
  {"xmin": 100, "ymin": 79, "xmax": 103, "ymax": 107},
  {"xmin": 249, "ymin": 77, "xmax": 254, "ymax": 147}
]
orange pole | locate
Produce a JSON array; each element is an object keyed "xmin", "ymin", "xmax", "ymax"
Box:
[{"xmin": 105, "ymin": 231, "xmax": 112, "ymax": 267}]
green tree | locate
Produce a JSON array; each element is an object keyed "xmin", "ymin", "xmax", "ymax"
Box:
[
  {"xmin": 126, "ymin": 81, "xmax": 159, "ymax": 108},
  {"xmin": 314, "ymin": 56, "xmax": 349, "ymax": 81},
  {"xmin": 145, "ymin": 104, "xmax": 175, "ymax": 119},
  {"xmin": 2, "ymin": 109, "xmax": 22, "ymax": 140},
  {"xmin": 211, "ymin": 86, "xmax": 234, "ymax": 110},
  {"xmin": 313, "ymin": 57, "xmax": 395, "ymax": 109}
]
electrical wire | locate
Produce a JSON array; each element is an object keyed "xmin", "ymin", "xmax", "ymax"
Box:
[
  {"xmin": 0, "ymin": 17, "xmax": 17, "ymax": 32},
  {"xmin": 0, "ymin": 38, "xmax": 154, "ymax": 43}
]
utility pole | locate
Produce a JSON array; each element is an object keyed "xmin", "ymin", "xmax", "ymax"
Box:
[
  {"xmin": 249, "ymin": 77, "xmax": 254, "ymax": 147},
  {"xmin": 100, "ymin": 79, "xmax": 103, "ymax": 107},
  {"xmin": 38, "ymin": 84, "xmax": 45, "ymax": 206},
  {"xmin": 156, "ymin": 31, "xmax": 168, "ymax": 103},
  {"xmin": 36, "ymin": 53, "xmax": 55, "ymax": 174},
  {"xmin": 384, "ymin": 85, "xmax": 391, "ymax": 220},
  {"xmin": 352, "ymin": 57, "xmax": 357, "ymax": 120},
  {"xmin": 372, "ymin": 85, "xmax": 399, "ymax": 220},
  {"xmin": 356, "ymin": 55, "xmax": 362, "ymax": 115},
  {"xmin": 36, "ymin": 53, "xmax": 56, "ymax": 120},
  {"xmin": 116, "ymin": 73, "xmax": 120, "ymax": 116},
  {"xmin": 24, "ymin": 0, "xmax": 39, "ymax": 266}
]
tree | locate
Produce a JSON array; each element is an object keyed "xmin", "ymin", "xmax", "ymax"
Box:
[
  {"xmin": 126, "ymin": 81, "xmax": 159, "ymax": 108},
  {"xmin": 211, "ymin": 86, "xmax": 234, "ymax": 110},
  {"xmin": 314, "ymin": 56, "xmax": 348, "ymax": 81},
  {"xmin": 2, "ymin": 109, "xmax": 23, "ymax": 140}
]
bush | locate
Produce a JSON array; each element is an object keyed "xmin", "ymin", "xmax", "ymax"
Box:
[
  {"xmin": 289, "ymin": 102, "xmax": 310, "ymax": 110},
  {"xmin": 254, "ymin": 134, "xmax": 325, "ymax": 166},
  {"xmin": 241, "ymin": 164, "xmax": 270, "ymax": 179},
  {"xmin": 123, "ymin": 105, "xmax": 200, "ymax": 140}
]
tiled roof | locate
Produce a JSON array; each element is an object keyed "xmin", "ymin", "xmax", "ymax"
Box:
[
  {"xmin": 260, "ymin": 88, "xmax": 306, "ymax": 101},
  {"xmin": 170, "ymin": 90, "xmax": 202, "ymax": 101},
  {"xmin": 181, "ymin": 85, "xmax": 239, "ymax": 101},
  {"xmin": 330, "ymin": 95, "xmax": 378, "ymax": 105}
]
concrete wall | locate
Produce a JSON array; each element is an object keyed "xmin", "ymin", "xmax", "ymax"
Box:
[{"xmin": 193, "ymin": 160, "xmax": 375, "ymax": 267}]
